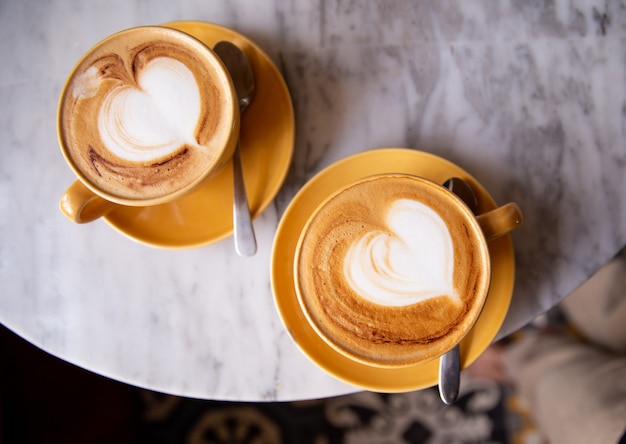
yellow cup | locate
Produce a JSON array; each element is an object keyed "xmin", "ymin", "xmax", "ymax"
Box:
[
  {"xmin": 57, "ymin": 25, "xmax": 240, "ymax": 223},
  {"xmin": 294, "ymin": 173, "xmax": 522, "ymax": 368}
]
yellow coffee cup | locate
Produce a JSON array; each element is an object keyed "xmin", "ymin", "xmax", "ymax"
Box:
[
  {"xmin": 294, "ymin": 173, "xmax": 522, "ymax": 368},
  {"xmin": 57, "ymin": 25, "xmax": 239, "ymax": 223}
]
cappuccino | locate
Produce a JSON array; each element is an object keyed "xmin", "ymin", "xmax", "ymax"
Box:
[
  {"xmin": 58, "ymin": 26, "xmax": 238, "ymax": 203},
  {"xmin": 295, "ymin": 175, "xmax": 491, "ymax": 367}
]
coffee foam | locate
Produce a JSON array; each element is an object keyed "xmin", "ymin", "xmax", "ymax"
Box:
[
  {"xmin": 296, "ymin": 175, "xmax": 489, "ymax": 367},
  {"xmin": 59, "ymin": 27, "xmax": 236, "ymax": 202}
]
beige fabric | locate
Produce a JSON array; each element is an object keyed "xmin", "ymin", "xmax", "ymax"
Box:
[
  {"xmin": 561, "ymin": 253, "xmax": 626, "ymax": 353},
  {"xmin": 504, "ymin": 250, "xmax": 626, "ymax": 444}
]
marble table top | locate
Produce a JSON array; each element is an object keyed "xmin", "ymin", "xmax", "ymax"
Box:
[{"xmin": 1, "ymin": 0, "xmax": 625, "ymax": 401}]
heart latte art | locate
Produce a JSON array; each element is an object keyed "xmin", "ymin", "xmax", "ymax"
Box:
[
  {"xmin": 98, "ymin": 57, "xmax": 203, "ymax": 163},
  {"xmin": 296, "ymin": 175, "xmax": 490, "ymax": 367},
  {"xmin": 59, "ymin": 27, "xmax": 237, "ymax": 202},
  {"xmin": 344, "ymin": 198, "xmax": 459, "ymax": 307}
]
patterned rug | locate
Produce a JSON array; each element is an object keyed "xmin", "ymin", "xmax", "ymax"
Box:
[
  {"xmin": 138, "ymin": 379, "xmax": 529, "ymax": 444},
  {"xmin": 0, "ymin": 324, "xmax": 540, "ymax": 443}
]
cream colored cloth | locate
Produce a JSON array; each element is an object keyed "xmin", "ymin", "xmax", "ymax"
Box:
[{"xmin": 504, "ymin": 250, "xmax": 626, "ymax": 444}]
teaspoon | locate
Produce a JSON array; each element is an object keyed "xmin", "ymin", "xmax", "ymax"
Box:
[
  {"xmin": 214, "ymin": 41, "xmax": 257, "ymax": 256},
  {"xmin": 439, "ymin": 177, "xmax": 479, "ymax": 405}
]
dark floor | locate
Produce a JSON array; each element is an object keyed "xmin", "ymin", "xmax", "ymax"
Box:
[
  {"xmin": 0, "ymin": 324, "xmax": 141, "ymax": 443},
  {"xmin": 0, "ymin": 323, "xmax": 531, "ymax": 444}
]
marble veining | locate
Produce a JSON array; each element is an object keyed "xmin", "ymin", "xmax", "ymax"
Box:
[{"xmin": 1, "ymin": 0, "xmax": 625, "ymax": 401}]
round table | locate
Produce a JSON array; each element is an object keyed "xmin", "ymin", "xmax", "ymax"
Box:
[{"xmin": 1, "ymin": 0, "xmax": 625, "ymax": 401}]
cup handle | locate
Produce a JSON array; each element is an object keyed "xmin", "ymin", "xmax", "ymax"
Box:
[
  {"xmin": 476, "ymin": 202, "xmax": 523, "ymax": 241},
  {"xmin": 60, "ymin": 180, "xmax": 116, "ymax": 224}
]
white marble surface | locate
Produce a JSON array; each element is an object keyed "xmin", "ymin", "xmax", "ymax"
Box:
[{"xmin": 1, "ymin": 0, "xmax": 625, "ymax": 401}]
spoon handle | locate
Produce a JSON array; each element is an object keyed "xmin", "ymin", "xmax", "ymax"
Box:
[
  {"xmin": 439, "ymin": 345, "xmax": 461, "ymax": 404},
  {"xmin": 232, "ymin": 142, "xmax": 257, "ymax": 256}
]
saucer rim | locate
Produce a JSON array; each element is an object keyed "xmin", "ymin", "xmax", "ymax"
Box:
[{"xmin": 270, "ymin": 147, "xmax": 515, "ymax": 392}]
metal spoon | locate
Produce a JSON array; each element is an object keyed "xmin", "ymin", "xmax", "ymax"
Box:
[
  {"xmin": 214, "ymin": 41, "xmax": 257, "ymax": 256},
  {"xmin": 438, "ymin": 177, "xmax": 479, "ymax": 405}
]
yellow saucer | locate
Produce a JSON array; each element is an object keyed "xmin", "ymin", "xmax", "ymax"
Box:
[
  {"xmin": 271, "ymin": 148, "xmax": 515, "ymax": 392},
  {"xmin": 104, "ymin": 21, "xmax": 295, "ymax": 249}
]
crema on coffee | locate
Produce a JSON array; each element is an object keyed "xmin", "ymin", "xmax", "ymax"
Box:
[
  {"xmin": 295, "ymin": 175, "xmax": 490, "ymax": 367},
  {"xmin": 58, "ymin": 26, "xmax": 237, "ymax": 203}
]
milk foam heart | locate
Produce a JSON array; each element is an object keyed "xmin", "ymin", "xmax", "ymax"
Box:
[
  {"xmin": 344, "ymin": 198, "xmax": 459, "ymax": 306},
  {"xmin": 98, "ymin": 56, "xmax": 203, "ymax": 162}
]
